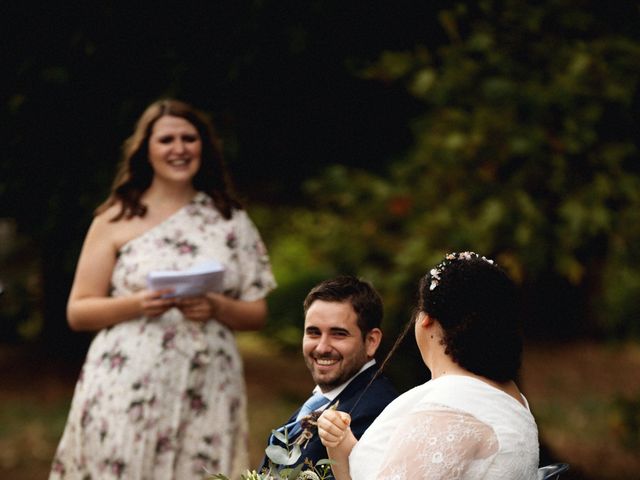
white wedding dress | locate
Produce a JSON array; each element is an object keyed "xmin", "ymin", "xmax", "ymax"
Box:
[{"xmin": 349, "ymin": 375, "xmax": 539, "ymax": 479}]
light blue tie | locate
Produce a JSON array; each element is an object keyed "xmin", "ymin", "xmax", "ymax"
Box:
[
  {"xmin": 285, "ymin": 392, "xmax": 329, "ymax": 439},
  {"xmin": 296, "ymin": 392, "xmax": 329, "ymax": 421}
]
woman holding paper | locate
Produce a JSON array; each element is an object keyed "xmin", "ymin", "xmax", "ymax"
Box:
[{"xmin": 51, "ymin": 99, "xmax": 276, "ymax": 480}]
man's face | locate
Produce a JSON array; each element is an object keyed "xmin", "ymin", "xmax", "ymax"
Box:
[{"xmin": 302, "ymin": 300, "xmax": 380, "ymax": 392}]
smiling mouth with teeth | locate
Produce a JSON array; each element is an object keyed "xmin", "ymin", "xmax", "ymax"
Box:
[
  {"xmin": 315, "ymin": 358, "xmax": 339, "ymax": 366},
  {"xmin": 168, "ymin": 159, "xmax": 191, "ymax": 166}
]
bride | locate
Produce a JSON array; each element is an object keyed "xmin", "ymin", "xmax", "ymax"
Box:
[{"xmin": 318, "ymin": 252, "xmax": 539, "ymax": 479}]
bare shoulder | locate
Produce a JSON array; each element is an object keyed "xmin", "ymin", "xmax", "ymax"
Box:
[
  {"xmin": 81, "ymin": 206, "xmax": 117, "ymax": 249},
  {"xmin": 89, "ymin": 204, "xmax": 122, "ymax": 234},
  {"xmin": 88, "ymin": 204, "xmax": 137, "ymax": 251},
  {"xmin": 93, "ymin": 203, "xmax": 161, "ymax": 252}
]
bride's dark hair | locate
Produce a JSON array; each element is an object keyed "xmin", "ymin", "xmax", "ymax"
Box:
[
  {"xmin": 419, "ymin": 253, "xmax": 522, "ymax": 382},
  {"xmin": 357, "ymin": 252, "xmax": 521, "ymax": 407}
]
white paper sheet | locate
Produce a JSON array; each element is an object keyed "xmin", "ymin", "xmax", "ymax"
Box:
[{"xmin": 146, "ymin": 260, "xmax": 225, "ymax": 298}]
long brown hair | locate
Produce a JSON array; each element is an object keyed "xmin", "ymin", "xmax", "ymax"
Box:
[{"xmin": 96, "ymin": 99, "xmax": 242, "ymax": 221}]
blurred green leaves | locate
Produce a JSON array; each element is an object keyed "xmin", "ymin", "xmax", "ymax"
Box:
[
  {"xmin": 263, "ymin": 0, "xmax": 640, "ymax": 339},
  {"xmin": 2, "ymin": 0, "xmax": 639, "ymax": 345}
]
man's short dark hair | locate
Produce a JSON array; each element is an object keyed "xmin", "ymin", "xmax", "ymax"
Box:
[{"xmin": 303, "ymin": 275, "xmax": 383, "ymax": 337}]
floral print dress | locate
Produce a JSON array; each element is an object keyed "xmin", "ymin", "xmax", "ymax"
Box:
[{"xmin": 51, "ymin": 192, "xmax": 276, "ymax": 480}]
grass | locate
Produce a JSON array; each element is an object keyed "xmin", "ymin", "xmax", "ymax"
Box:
[
  {"xmin": 0, "ymin": 401, "xmax": 69, "ymax": 472},
  {"xmin": 1, "ymin": 338, "xmax": 639, "ymax": 479}
]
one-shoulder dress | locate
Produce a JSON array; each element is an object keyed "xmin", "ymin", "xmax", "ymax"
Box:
[{"xmin": 50, "ymin": 192, "xmax": 276, "ymax": 480}]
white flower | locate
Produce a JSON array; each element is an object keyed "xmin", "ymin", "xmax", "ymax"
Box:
[
  {"xmin": 429, "ymin": 252, "xmax": 497, "ymax": 290},
  {"xmin": 240, "ymin": 470, "xmax": 266, "ymax": 480},
  {"xmin": 298, "ymin": 471, "xmax": 321, "ymax": 480}
]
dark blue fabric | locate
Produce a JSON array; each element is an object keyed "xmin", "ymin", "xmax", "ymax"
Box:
[{"xmin": 258, "ymin": 365, "xmax": 398, "ymax": 475}]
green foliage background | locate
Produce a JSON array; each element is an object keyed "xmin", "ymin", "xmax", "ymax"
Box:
[
  {"xmin": 260, "ymin": 1, "xmax": 640, "ymax": 351},
  {"xmin": 1, "ymin": 0, "xmax": 640, "ymax": 355},
  {"xmin": 2, "ymin": 2, "xmax": 640, "ymax": 475}
]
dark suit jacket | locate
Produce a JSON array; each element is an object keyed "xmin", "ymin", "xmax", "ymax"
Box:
[{"xmin": 259, "ymin": 364, "xmax": 398, "ymax": 473}]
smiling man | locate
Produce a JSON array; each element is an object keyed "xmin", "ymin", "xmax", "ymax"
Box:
[{"xmin": 259, "ymin": 276, "xmax": 398, "ymax": 474}]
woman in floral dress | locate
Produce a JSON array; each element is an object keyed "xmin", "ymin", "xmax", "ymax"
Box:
[{"xmin": 50, "ymin": 99, "xmax": 276, "ymax": 480}]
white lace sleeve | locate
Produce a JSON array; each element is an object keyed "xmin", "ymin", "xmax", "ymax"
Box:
[{"xmin": 375, "ymin": 406, "xmax": 499, "ymax": 480}]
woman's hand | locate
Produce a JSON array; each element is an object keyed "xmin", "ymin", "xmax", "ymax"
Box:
[
  {"xmin": 318, "ymin": 410, "xmax": 353, "ymax": 448},
  {"xmin": 136, "ymin": 289, "xmax": 176, "ymax": 318},
  {"xmin": 318, "ymin": 410, "xmax": 356, "ymax": 480},
  {"xmin": 174, "ymin": 293, "xmax": 220, "ymax": 322},
  {"xmin": 175, "ymin": 294, "xmax": 268, "ymax": 330}
]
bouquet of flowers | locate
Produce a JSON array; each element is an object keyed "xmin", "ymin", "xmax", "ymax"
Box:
[{"xmin": 208, "ymin": 408, "xmax": 335, "ymax": 480}]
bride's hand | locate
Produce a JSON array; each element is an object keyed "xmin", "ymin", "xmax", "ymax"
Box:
[
  {"xmin": 319, "ymin": 410, "xmax": 357, "ymax": 480},
  {"xmin": 318, "ymin": 410, "xmax": 352, "ymax": 448}
]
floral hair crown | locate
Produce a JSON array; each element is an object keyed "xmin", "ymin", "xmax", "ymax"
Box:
[{"xmin": 428, "ymin": 251, "xmax": 495, "ymax": 291}]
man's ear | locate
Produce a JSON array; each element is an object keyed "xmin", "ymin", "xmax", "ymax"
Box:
[{"xmin": 365, "ymin": 328, "xmax": 382, "ymax": 358}]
